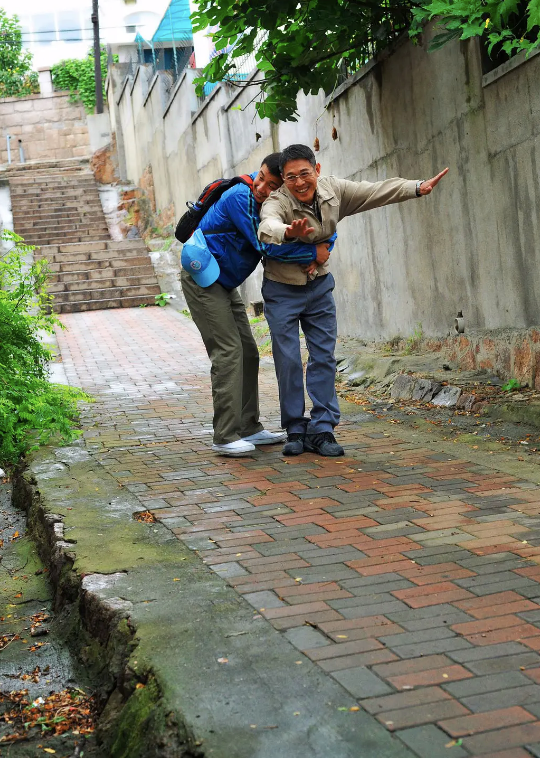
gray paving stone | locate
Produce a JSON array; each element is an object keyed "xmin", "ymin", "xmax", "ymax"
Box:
[
  {"xmin": 397, "ymin": 725, "xmax": 468, "ymax": 758},
  {"xmin": 183, "ymin": 535, "xmax": 218, "ymax": 550},
  {"xmin": 331, "ymin": 666, "xmax": 394, "ymax": 699},
  {"xmin": 341, "ymin": 600, "xmax": 411, "ymax": 619},
  {"xmin": 402, "ymin": 546, "xmax": 470, "ymax": 562},
  {"xmin": 455, "ymin": 570, "xmax": 534, "ymax": 587},
  {"xmin": 372, "ymin": 510, "xmax": 431, "ymax": 525},
  {"xmin": 254, "ymin": 539, "xmax": 311, "ymax": 555},
  {"xmin": 364, "ymin": 524, "xmax": 426, "ymax": 540},
  {"xmin": 284, "ymin": 627, "xmax": 331, "ymax": 650},
  {"xmin": 465, "ymin": 652, "xmax": 540, "ymax": 675},
  {"xmin": 387, "ymin": 604, "xmax": 466, "ymax": 623},
  {"xmin": 330, "ymin": 592, "xmax": 404, "ymax": 610},
  {"xmin": 296, "ymin": 546, "xmax": 366, "ymax": 560},
  {"xmin": 159, "ymin": 515, "xmax": 192, "ymax": 528},
  {"xmin": 391, "ymin": 637, "xmax": 473, "ymax": 659},
  {"xmin": 300, "ymin": 476, "xmax": 352, "ymax": 486},
  {"xmin": 398, "ymin": 611, "xmax": 473, "ymax": 632},
  {"xmin": 263, "ymin": 525, "xmax": 327, "ymax": 540},
  {"xmin": 457, "ymin": 575, "xmax": 539, "ymax": 595},
  {"xmin": 212, "ymin": 562, "xmax": 250, "ymax": 578},
  {"xmin": 305, "ymin": 551, "xmax": 368, "ymax": 566},
  {"xmin": 515, "ymin": 586, "xmax": 540, "ymax": 599},
  {"xmin": 286, "ymin": 566, "xmax": 360, "ymax": 583},
  {"xmin": 519, "ymin": 610, "xmax": 540, "ymax": 623},
  {"xmin": 459, "ymin": 558, "xmax": 533, "ymax": 574},
  {"xmin": 522, "ymin": 703, "xmax": 540, "ymax": 718},
  {"xmin": 297, "ymin": 487, "xmax": 351, "ymax": 500},
  {"xmin": 448, "ymin": 641, "xmax": 532, "ymax": 662},
  {"xmin": 460, "ymin": 684, "xmax": 540, "ymax": 713},
  {"xmin": 325, "ymin": 505, "xmax": 380, "ymax": 517},
  {"xmin": 242, "ymin": 591, "xmax": 286, "ymax": 609},
  {"xmin": 340, "ymin": 572, "xmax": 406, "ymax": 589},
  {"xmin": 345, "ymin": 580, "xmax": 415, "ymax": 597},
  {"xmin": 409, "ymin": 529, "xmax": 475, "ymax": 544},
  {"xmin": 443, "ymin": 670, "xmax": 530, "ymax": 698},
  {"xmin": 380, "ymin": 627, "xmax": 457, "ymax": 648},
  {"xmin": 525, "ymin": 743, "xmax": 540, "ymax": 758}
]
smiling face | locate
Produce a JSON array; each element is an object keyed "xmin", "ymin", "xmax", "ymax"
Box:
[
  {"xmin": 281, "ymin": 158, "xmax": 321, "ymax": 204},
  {"xmin": 252, "ymin": 163, "xmax": 282, "ymax": 204}
]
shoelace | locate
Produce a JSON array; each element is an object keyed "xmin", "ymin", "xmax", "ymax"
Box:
[{"xmin": 310, "ymin": 432, "xmax": 337, "ymax": 445}]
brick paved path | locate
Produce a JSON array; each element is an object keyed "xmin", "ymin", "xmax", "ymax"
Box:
[{"xmin": 57, "ymin": 307, "xmax": 540, "ymax": 758}]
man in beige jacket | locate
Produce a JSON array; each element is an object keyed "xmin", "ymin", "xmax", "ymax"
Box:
[{"xmin": 258, "ymin": 143, "xmax": 448, "ymax": 457}]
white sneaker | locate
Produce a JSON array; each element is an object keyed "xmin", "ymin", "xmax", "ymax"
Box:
[
  {"xmin": 212, "ymin": 440, "xmax": 256, "ymax": 457},
  {"xmin": 242, "ymin": 429, "xmax": 287, "ymax": 445}
]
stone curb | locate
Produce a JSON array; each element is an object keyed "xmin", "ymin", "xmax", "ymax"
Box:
[{"xmin": 12, "ymin": 448, "xmax": 206, "ymax": 758}]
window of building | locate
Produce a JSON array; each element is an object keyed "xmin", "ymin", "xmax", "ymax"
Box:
[
  {"xmin": 58, "ymin": 11, "xmax": 82, "ymax": 42},
  {"xmin": 21, "ymin": 7, "xmax": 92, "ymax": 46},
  {"xmin": 33, "ymin": 13, "xmax": 56, "ymax": 45}
]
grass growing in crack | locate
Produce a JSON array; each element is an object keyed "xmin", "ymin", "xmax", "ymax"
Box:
[{"xmin": 403, "ymin": 323, "xmax": 424, "ymax": 355}]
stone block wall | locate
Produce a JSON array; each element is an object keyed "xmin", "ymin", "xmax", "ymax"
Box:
[
  {"xmin": 0, "ymin": 92, "xmax": 91, "ymax": 165},
  {"xmin": 428, "ymin": 329, "xmax": 540, "ymax": 389}
]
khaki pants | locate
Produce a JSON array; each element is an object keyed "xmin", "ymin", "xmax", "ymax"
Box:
[{"xmin": 181, "ymin": 269, "xmax": 263, "ymax": 445}]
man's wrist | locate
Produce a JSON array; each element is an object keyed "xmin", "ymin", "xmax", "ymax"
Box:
[{"xmin": 416, "ymin": 180, "xmax": 425, "ymax": 197}]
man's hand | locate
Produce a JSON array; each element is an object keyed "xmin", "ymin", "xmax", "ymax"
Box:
[
  {"xmin": 284, "ymin": 217, "xmax": 315, "ymax": 240},
  {"xmin": 302, "ymin": 242, "xmax": 330, "ymax": 275},
  {"xmin": 418, "ymin": 167, "xmax": 449, "ymax": 195},
  {"xmin": 315, "ymin": 242, "xmax": 331, "ymax": 265}
]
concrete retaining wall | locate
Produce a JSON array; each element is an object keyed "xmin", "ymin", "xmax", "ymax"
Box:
[
  {"xmin": 0, "ymin": 92, "xmax": 91, "ymax": 165},
  {"xmin": 107, "ymin": 26, "xmax": 540, "ymax": 344}
]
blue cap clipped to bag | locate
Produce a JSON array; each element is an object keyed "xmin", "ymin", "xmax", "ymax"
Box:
[{"xmin": 181, "ymin": 228, "xmax": 220, "ymax": 288}]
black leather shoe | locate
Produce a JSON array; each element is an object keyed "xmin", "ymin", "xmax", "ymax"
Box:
[
  {"xmin": 282, "ymin": 433, "xmax": 305, "ymax": 456},
  {"xmin": 304, "ymin": 432, "xmax": 344, "ymax": 457}
]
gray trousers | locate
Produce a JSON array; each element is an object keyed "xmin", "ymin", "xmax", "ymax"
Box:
[
  {"xmin": 262, "ymin": 273, "xmax": 340, "ymax": 435},
  {"xmin": 181, "ymin": 270, "xmax": 263, "ymax": 444}
]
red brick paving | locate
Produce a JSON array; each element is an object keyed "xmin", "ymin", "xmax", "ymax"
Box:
[{"xmin": 56, "ymin": 307, "xmax": 540, "ymax": 757}]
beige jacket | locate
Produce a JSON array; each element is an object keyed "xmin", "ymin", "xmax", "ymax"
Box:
[{"xmin": 259, "ymin": 175, "xmax": 418, "ymax": 285}]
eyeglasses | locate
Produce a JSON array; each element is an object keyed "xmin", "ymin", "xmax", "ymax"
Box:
[{"xmin": 283, "ymin": 170, "xmax": 315, "ymax": 185}]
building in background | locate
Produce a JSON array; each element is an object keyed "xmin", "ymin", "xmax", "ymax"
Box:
[
  {"xmin": 132, "ymin": 0, "xmax": 193, "ymax": 77},
  {"xmin": 1, "ymin": 0, "xmax": 171, "ymax": 69}
]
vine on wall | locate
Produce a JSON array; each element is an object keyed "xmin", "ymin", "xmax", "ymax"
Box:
[{"xmin": 51, "ymin": 47, "xmax": 115, "ymax": 113}]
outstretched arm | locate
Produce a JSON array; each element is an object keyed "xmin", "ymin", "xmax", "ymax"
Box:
[{"xmin": 336, "ymin": 168, "xmax": 449, "ymax": 218}]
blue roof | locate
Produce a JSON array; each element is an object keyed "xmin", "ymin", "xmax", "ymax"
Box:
[{"xmin": 151, "ymin": 0, "xmax": 193, "ymax": 45}]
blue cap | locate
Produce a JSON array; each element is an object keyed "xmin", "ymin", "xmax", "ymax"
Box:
[{"xmin": 181, "ymin": 228, "xmax": 220, "ymax": 288}]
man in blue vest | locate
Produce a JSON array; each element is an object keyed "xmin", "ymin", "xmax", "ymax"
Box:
[{"xmin": 181, "ymin": 152, "xmax": 333, "ymax": 457}]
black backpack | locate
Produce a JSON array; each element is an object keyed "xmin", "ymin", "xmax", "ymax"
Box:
[{"xmin": 174, "ymin": 174, "xmax": 254, "ymax": 243}]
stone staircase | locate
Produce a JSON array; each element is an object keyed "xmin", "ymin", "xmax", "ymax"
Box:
[
  {"xmin": 6, "ymin": 159, "xmax": 161, "ymax": 312},
  {"xmin": 35, "ymin": 240, "xmax": 162, "ymax": 314},
  {"xmin": 8, "ymin": 162, "xmax": 110, "ymax": 246}
]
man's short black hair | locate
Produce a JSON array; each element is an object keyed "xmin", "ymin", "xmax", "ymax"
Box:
[
  {"xmin": 279, "ymin": 144, "xmax": 317, "ymax": 174},
  {"xmin": 261, "ymin": 152, "xmax": 282, "ymax": 178}
]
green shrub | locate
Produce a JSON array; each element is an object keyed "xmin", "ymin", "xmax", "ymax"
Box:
[
  {"xmin": 51, "ymin": 46, "xmax": 114, "ymax": 113},
  {"xmin": 0, "ymin": 231, "xmax": 90, "ymax": 470}
]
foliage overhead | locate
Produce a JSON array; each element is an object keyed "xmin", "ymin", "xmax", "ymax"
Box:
[
  {"xmin": 0, "ymin": 9, "xmax": 39, "ymax": 98},
  {"xmin": 413, "ymin": 0, "xmax": 540, "ymax": 57},
  {"xmin": 191, "ymin": 0, "xmax": 540, "ymax": 122},
  {"xmin": 51, "ymin": 47, "xmax": 110, "ymax": 113},
  {"xmin": 0, "ymin": 231, "xmax": 89, "ymax": 469}
]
